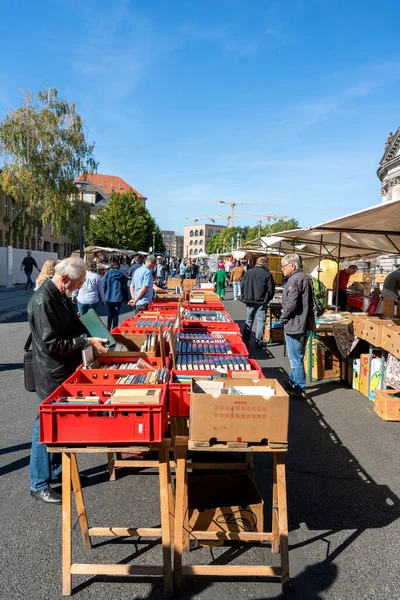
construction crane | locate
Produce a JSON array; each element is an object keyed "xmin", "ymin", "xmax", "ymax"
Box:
[
  {"xmin": 216, "ymin": 200, "xmax": 277, "ymax": 227},
  {"xmin": 185, "ymin": 216, "xmax": 215, "ymax": 224},
  {"xmin": 205, "ymin": 212, "xmax": 288, "ymax": 228},
  {"xmin": 254, "ymin": 215, "xmax": 288, "ymax": 237}
]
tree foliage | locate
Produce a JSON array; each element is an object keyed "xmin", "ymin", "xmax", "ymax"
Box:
[
  {"xmin": 206, "ymin": 218, "xmax": 299, "ymax": 254},
  {"xmin": 88, "ymin": 190, "xmax": 165, "ymax": 252},
  {"xmin": 0, "ymin": 88, "xmax": 97, "ymax": 241}
]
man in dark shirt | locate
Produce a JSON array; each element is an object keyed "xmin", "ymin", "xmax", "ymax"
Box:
[
  {"xmin": 381, "ymin": 267, "xmax": 400, "ymax": 302},
  {"xmin": 240, "ymin": 256, "xmax": 275, "ymax": 347},
  {"xmin": 21, "ymin": 251, "xmax": 39, "ymax": 289}
]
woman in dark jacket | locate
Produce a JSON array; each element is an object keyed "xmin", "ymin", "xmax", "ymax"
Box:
[{"xmin": 102, "ymin": 261, "xmax": 129, "ymax": 330}]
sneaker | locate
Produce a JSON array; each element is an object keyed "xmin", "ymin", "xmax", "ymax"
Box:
[
  {"xmin": 288, "ymin": 388, "xmax": 308, "ymax": 400},
  {"xmin": 283, "ymin": 379, "xmax": 294, "ymax": 392},
  {"xmin": 255, "ymin": 341, "xmax": 266, "ymax": 348}
]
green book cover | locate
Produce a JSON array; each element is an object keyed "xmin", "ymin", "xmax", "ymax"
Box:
[{"xmin": 79, "ymin": 309, "xmax": 116, "ymax": 348}]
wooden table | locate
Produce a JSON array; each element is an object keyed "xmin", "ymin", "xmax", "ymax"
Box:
[
  {"xmin": 173, "ymin": 436, "xmax": 289, "ymax": 594},
  {"xmin": 48, "ymin": 440, "xmax": 174, "ymax": 597}
]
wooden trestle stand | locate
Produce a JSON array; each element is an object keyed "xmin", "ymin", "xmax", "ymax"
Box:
[
  {"xmin": 173, "ymin": 436, "xmax": 289, "ymax": 594},
  {"xmin": 49, "ymin": 440, "xmax": 174, "ymax": 597}
]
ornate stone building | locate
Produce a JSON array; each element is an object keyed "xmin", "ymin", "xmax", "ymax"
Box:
[{"xmin": 376, "ymin": 128, "xmax": 400, "ymax": 271}]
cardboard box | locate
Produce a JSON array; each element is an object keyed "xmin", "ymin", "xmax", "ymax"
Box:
[
  {"xmin": 265, "ymin": 327, "xmax": 284, "ymax": 343},
  {"xmin": 112, "ymin": 333, "xmax": 160, "ymax": 357},
  {"xmin": 359, "ymin": 354, "xmax": 383, "ymax": 400},
  {"xmin": 189, "ymin": 378, "xmax": 289, "ymax": 445},
  {"xmin": 110, "ymin": 388, "xmax": 162, "ymax": 404},
  {"xmin": 341, "ymin": 359, "xmax": 354, "ymax": 386},
  {"xmin": 352, "ymin": 359, "xmax": 360, "ymax": 391},
  {"xmin": 188, "ymin": 473, "xmax": 264, "ymax": 533},
  {"xmin": 362, "ymin": 319, "xmax": 384, "ymax": 347},
  {"xmin": 374, "ymin": 389, "xmax": 400, "ymax": 421},
  {"xmin": 305, "ymin": 337, "xmax": 341, "ymax": 380},
  {"xmin": 351, "ymin": 315, "xmax": 380, "ymax": 339},
  {"xmin": 381, "ymin": 324, "xmax": 400, "ymax": 355}
]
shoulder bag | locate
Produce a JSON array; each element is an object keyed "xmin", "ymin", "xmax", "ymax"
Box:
[{"xmin": 24, "ymin": 334, "xmax": 36, "ymax": 392}]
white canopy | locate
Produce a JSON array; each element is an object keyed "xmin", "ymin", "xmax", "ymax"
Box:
[{"xmin": 273, "ymin": 199, "xmax": 400, "ymax": 260}]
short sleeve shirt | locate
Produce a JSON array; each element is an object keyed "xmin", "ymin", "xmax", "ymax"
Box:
[{"xmin": 133, "ymin": 265, "xmax": 154, "ymax": 306}]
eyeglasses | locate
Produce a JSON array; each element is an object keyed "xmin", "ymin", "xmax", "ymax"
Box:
[{"xmin": 281, "ymin": 263, "xmax": 289, "ymax": 270}]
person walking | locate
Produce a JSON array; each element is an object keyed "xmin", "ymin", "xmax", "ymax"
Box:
[
  {"xmin": 215, "ymin": 264, "xmax": 228, "ymax": 300},
  {"xmin": 155, "ymin": 256, "xmax": 167, "ymax": 287},
  {"xmin": 230, "ymin": 261, "xmax": 245, "ymax": 301},
  {"xmin": 102, "ymin": 260, "xmax": 129, "ymax": 330},
  {"xmin": 280, "ymin": 253, "xmax": 315, "ymax": 399},
  {"xmin": 72, "ymin": 261, "xmax": 104, "ymax": 315},
  {"xmin": 179, "ymin": 260, "xmax": 187, "ymax": 286},
  {"xmin": 28, "ymin": 258, "xmax": 107, "ymax": 504},
  {"xmin": 129, "ymin": 254, "xmax": 157, "ymax": 314},
  {"xmin": 21, "ymin": 251, "xmax": 39, "ymax": 289},
  {"xmin": 241, "ymin": 256, "xmax": 275, "ymax": 347},
  {"xmin": 34, "ymin": 259, "xmax": 59, "ymax": 291}
]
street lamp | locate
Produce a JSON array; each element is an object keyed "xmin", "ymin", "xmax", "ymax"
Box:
[
  {"xmin": 75, "ymin": 180, "xmax": 89, "ymax": 259},
  {"xmin": 236, "ymin": 231, "xmax": 241, "ymax": 249},
  {"xmin": 231, "ymin": 235, "xmax": 234, "ymax": 251}
]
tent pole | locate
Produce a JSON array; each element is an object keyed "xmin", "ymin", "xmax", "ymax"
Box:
[
  {"xmin": 334, "ymin": 233, "xmax": 342, "ymax": 313},
  {"xmin": 318, "ymin": 235, "xmax": 323, "ymax": 281}
]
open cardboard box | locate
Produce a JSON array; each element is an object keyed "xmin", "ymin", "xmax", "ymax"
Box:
[
  {"xmin": 188, "ymin": 472, "xmax": 264, "ymax": 533},
  {"xmin": 189, "ymin": 378, "xmax": 289, "ymax": 445}
]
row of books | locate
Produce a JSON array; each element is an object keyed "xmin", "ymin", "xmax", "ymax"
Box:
[
  {"xmin": 175, "ymin": 354, "xmax": 251, "ymax": 371},
  {"xmin": 181, "ymin": 309, "xmax": 231, "ymax": 321},
  {"xmin": 140, "ymin": 332, "xmax": 157, "ymax": 352},
  {"xmin": 177, "ymin": 332, "xmax": 226, "ymax": 341},
  {"xmin": 177, "ymin": 341, "xmax": 232, "ymax": 354},
  {"xmin": 134, "ymin": 318, "xmax": 176, "ymax": 327},
  {"xmin": 97, "ymin": 358, "xmax": 156, "ymax": 370},
  {"xmin": 116, "ymin": 368, "xmax": 168, "ymax": 384}
]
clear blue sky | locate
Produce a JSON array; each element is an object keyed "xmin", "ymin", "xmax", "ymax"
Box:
[{"xmin": 1, "ymin": 0, "xmax": 400, "ymax": 231}]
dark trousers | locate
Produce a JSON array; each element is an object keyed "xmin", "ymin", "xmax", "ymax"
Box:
[
  {"xmin": 333, "ymin": 289, "xmax": 347, "ymax": 311},
  {"xmin": 106, "ymin": 301, "xmax": 122, "ymax": 330}
]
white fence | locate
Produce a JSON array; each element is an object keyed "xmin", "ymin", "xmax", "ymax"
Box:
[{"xmin": 0, "ymin": 247, "xmax": 58, "ymax": 287}]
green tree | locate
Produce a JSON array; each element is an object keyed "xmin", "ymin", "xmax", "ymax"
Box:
[
  {"xmin": 244, "ymin": 218, "xmax": 299, "ymax": 242},
  {"xmin": 206, "ymin": 226, "xmax": 250, "ymax": 254},
  {"xmin": 88, "ymin": 189, "xmax": 165, "ymax": 252},
  {"xmin": 0, "ymin": 88, "xmax": 97, "ymax": 242}
]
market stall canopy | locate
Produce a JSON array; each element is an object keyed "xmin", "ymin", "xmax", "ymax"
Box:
[
  {"xmin": 244, "ymin": 235, "xmax": 329, "ymax": 257},
  {"xmin": 196, "ymin": 251, "xmax": 209, "ymax": 258},
  {"xmin": 83, "ymin": 245, "xmax": 137, "ymax": 255},
  {"xmin": 276, "ymin": 199, "xmax": 400, "ymax": 259}
]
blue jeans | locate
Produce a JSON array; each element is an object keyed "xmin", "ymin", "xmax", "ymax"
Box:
[
  {"xmin": 285, "ymin": 332, "xmax": 310, "ymax": 392},
  {"xmin": 232, "ymin": 281, "xmax": 241, "ymax": 300},
  {"xmin": 77, "ymin": 301, "xmax": 99, "ymax": 315},
  {"xmin": 30, "ymin": 398, "xmax": 62, "ymax": 491},
  {"xmin": 25, "ymin": 271, "xmax": 33, "ymax": 288},
  {"xmin": 106, "ymin": 301, "xmax": 122, "ymax": 329},
  {"xmin": 243, "ymin": 304, "xmax": 267, "ymax": 343}
]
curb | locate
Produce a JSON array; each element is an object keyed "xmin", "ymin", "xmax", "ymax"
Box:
[{"xmin": 0, "ymin": 309, "xmax": 28, "ymax": 323}]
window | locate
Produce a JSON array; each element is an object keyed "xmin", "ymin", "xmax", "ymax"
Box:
[
  {"xmin": 195, "ymin": 229, "xmax": 199, "ymax": 236},
  {"xmin": 0, "ymin": 230, "xmax": 3, "ymax": 246},
  {"xmin": 4, "ymin": 195, "xmax": 8, "ymax": 216},
  {"xmin": 189, "ymin": 240, "xmax": 193, "ymax": 245},
  {"xmin": 208, "ymin": 229, "xmax": 213, "ymax": 237},
  {"xmin": 5, "ymin": 232, "xmax": 10, "ymax": 246},
  {"xmin": 190, "ymin": 231, "xmax": 194, "ymax": 237},
  {"xmin": 199, "ymin": 229, "xmax": 204, "ymax": 236},
  {"xmin": 194, "ymin": 249, "xmax": 198, "ymax": 255},
  {"xmin": 11, "ymin": 200, "xmax": 16, "ymax": 218},
  {"xmin": 194, "ymin": 240, "xmax": 198, "ymax": 245},
  {"xmin": 25, "ymin": 237, "xmax": 29, "ymax": 249},
  {"xmin": 44, "ymin": 241, "xmax": 51, "ymax": 252},
  {"xmin": 189, "ymin": 249, "xmax": 193, "ymax": 255},
  {"xmin": 217, "ymin": 230, "xmax": 221, "ymax": 234}
]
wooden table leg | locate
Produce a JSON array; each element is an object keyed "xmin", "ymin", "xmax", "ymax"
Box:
[
  {"xmin": 158, "ymin": 441, "xmax": 173, "ymax": 598},
  {"xmin": 107, "ymin": 452, "xmax": 116, "ymax": 481},
  {"xmin": 271, "ymin": 453, "xmax": 279, "ymax": 554},
  {"xmin": 173, "ymin": 436, "xmax": 188, "ymax": 593},
  {"xmin": 276, "ymin": 453, "xmax": 289, "ymax": 590},
  {"xmin": 62, "ymin": 452, "xmax": 72, "ymax": 596},
  {"xmin": 70, "ymin": 454, "xmax": 92, "ymax": 550}
]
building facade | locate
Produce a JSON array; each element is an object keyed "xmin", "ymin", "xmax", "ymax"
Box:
[
  {"xmin": 184, "ymin": 223, "xmax": 226, "ymax": 257},
  {"xmin": 161, "ymin": 230, "xmax": 185, "ymax": 258},
  {"xmin": 377, "ymin": 127, "xmax": 400, "ymax": 271},
  {"xmin": 76, "ymin": 173, "xmax": 147, "ymax": 206}
]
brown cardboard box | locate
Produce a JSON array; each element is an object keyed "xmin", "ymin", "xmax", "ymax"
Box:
[
  {"xmin": 305, "ymin": 337, "xmax": 341, "ymax": 380},
  {"xmin": 188, "ymin": 473, "xmax": 264, "ymax": 533},
  {"xmin": 362, "ymin": 319, "xmax": 384, "ymax": 347},
  {"xmin": 189, "ymin": 378, "xmax": 289, "ymax": 444},
  {"xmin": 374, "ymin": 389, "xmax": 400, "ymax": 421},
  {"xmin": 341, "ymin": 359, "xmax": 354, "ymax": 386},
  {"xmin": 265, "ymin": 327, "xmax": 284, "ymax": 343},
  {"xmin": 381, "ymin": 324, "xmax": 400, "ymax": 355},
  {"xmin": 352, "ymin": 314, "xmax": 370, "ymax": 338},
  {"xmin": 112, "ymin": 333, "xmax": 160, "ymax": 357}
]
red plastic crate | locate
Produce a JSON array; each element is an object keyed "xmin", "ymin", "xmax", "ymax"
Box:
[
  {"xmin": 65, "ymin": 365, "xmax": 170, "ymax": 385},
  {"xmin": 174, "ymin": 340, "xmax": 248, "ymax": 357},
  {"xmin": 86, "ymin": 355, "xmax": 165, "ymax": 369},
  {"xmin": 40, "ymin": 384, "xmax": 167, "ymax": 444},
  {"xmin": 147, "ymin": 302, "xmax": 179, "ymax": 311},
  {"xmin": 181, "ymin": 321, "xmax": 241, "ymax": 333},
  {"xmin": 169, "ymin": 360, "xmax": 264, "ymax": 417},
  {"xmin": 183, "ymin": 301, "xmax": 224, "ymax": 310}
]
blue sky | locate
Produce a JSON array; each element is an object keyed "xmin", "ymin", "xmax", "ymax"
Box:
[{"xmin": 1, "ymin": 0, "xmax": 400, "ymax": 232}]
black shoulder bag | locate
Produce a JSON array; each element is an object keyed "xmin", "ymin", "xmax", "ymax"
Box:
[{"xmin": 24, "ymin": 334, "xmax": 36, "ymax": 392}]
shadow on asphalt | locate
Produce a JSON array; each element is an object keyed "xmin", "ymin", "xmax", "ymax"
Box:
[{"xmin": 0, "ymin": 362, "xmax": 24, "ymax": 372}]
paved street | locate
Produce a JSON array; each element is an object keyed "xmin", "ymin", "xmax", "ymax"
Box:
[{"xmin": 0, "ymin": 291, "xmax": 399, "ymax": 599}]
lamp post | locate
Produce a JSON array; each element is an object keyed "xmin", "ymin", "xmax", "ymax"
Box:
[
  {"xmin": 75, "ymin": 180, "xmax": 89, "ymax": 259},
  {"xmin": 236, "ymin": 231, "xmax": 241, "ymax": 249},
  {"xmin": 231, "ymin": 236, "xmax": 234, "ymax": 251}
]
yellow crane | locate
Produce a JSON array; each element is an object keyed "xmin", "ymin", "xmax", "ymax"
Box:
[
  {"xmin": 205, "ymin": 212, "xmax": 287, "ymax": 228},
  {"xmin": 216, "ymin": 200, "xmax": 277, "ymax": 227},
  {"xmin": 185, "ymin": 216, "xmax": 216, "ymax": 224}
]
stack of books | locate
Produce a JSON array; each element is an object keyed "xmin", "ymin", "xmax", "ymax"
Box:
[{"xmin": 175, "ymin": 355, "xmax": 251, "ymax": 371}]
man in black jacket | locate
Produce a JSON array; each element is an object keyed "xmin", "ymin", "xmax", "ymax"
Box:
[
  {"xmin": 28, "ymin": 257, "xmax": 108, "ymax": 504},
  {"xmin": 281, "ymin": 253, "xmax": 315, "ymax": 399},
  {"xmin": 240, "ymin": 256, "xmax": 275, "ymax": 347}
]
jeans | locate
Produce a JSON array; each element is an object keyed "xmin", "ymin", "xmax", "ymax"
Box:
[
  {"xmin": 30, "ymin": 398, "xmax": 62, "ymax": 491},
  {"xmin": 133, "ymin": 303, "xmax": 149, "ymax": 316},
  {"xmin": 106, "ymin": 301, "xmax": 122, "ymax": 329},
  {"xmin": 25, "ymin": 271, "xmax": 33, "ymax": 288},
  {"xmin": 77, "ymin": 301, "xmax": 99, "ymax": 315},
  {"xmin": 285, "ymin": 332, "xmax": 310, "ymax": 392},
  {"xmin": 232, "ymin": 281, "xmax": 241, "ymax": 300},
  {"xmin": 243, "ymin": 304, "xmax": 267, "ymax": 343}
]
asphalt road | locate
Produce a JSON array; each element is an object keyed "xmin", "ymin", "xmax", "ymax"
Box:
[{"xmin": 0, "ymin": 293, "xmax": 399, "ymax": 599}]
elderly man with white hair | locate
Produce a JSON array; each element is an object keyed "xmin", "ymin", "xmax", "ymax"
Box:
[{"xmin": 27, "ymin": 257, "xmax": 108, "ymax": 504}]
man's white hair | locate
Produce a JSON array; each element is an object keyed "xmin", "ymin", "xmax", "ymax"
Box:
[
  {"xmin": 282, "ymin": 253, "xmax": 301, "ymax": 269},
  {"xmin": 54, "ymin": 257, "xmax": 86, "ymax": 280}
]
